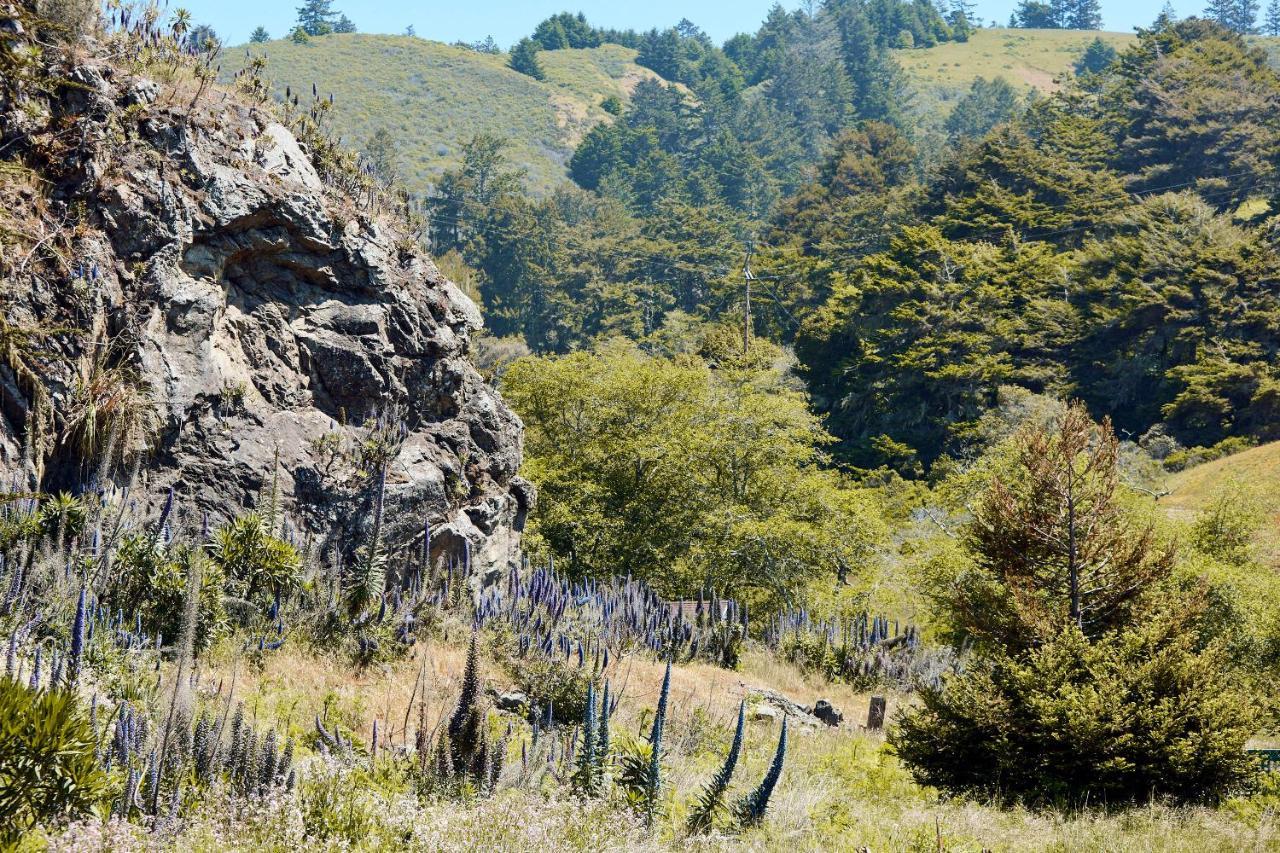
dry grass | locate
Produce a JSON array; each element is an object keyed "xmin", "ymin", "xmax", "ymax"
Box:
[
  {"xmin": 167, "ymin": 632, "xmax": 1280, "ymax": 852},
  {"xmin": 1163, "ymin": 440, "xmax": 1280, "ymax": 566},
  {"xmin": 217, "ymin": 36, "xmax": 653, "ymax": 197}
]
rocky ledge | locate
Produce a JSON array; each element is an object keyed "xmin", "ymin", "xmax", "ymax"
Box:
[{"xmin": 0, "ymin": 36, "xmax": 530, "ymax": 574}]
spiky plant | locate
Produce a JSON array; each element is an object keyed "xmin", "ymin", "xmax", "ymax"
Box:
[
  {"xmin": 597, "ymin": 679, "xmax": 610, "ymax": 789},
  {"xmin": 571, "ymin": 681, "xmax": 599, "ymax": 796},
  {"xmin": 344, "ymin": 463, "xmax": 387, "ymax": 618},
  {"xmin": 734, "ymin": 717, "xmax": 787, "ymax": 827},
  {"xmin": 66, "ymin": 586, "xmax": 86, "ymax": 687},
  {"xmin": 642, "ymin": 662, "xmax": 671, "ymax": 826},
  {"xmin": 687, "ymin": 700, "xmax": 745, "ymax": 834},
  {"xmin": 447, "ymin": 631, "xmax": 483, "ymax": 778}
]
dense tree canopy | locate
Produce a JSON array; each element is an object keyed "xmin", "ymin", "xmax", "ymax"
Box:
[{"xmin": 501, "ymin": 338, "xmax": 885, "ymax": 608}]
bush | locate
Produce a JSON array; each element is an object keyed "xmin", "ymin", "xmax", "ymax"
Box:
[
  {"xmin": 107, "ymin": 534, "xmax": 227, "ymax": 649},
  {"xmin": 210, "ymin": 512, "xmax": 302, "ymax": 612},
  {"xmin": 0, "ymin": 679, "xmax": 108, "ymax": 841},
  {"xmin": 891, "ymin": 617, "xmax": 1258, "ymax": 805},
  {"xmin": 492, "ymin": 629, "xmax": 595, "ymax": 725}
]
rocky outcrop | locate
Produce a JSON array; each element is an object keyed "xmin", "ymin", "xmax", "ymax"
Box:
[{"xmin": 0, "ymin": 32, "xmax": 529, "ymax": 574}]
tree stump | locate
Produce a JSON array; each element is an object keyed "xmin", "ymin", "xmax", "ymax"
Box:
[{"xmin": 866, "ymin": 695, "xmax": 886, "ymax": 730}]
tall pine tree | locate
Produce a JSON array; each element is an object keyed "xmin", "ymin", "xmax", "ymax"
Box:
[
  {"xmin": 1205, "ymin": 0, "xmax": 1259, "ymax": 32},
  {"xmin": 1266, "ymin": 0, "xmax": 1280, "ymax": 33},
  {"xmin": 295, "ymin": 0, "xmax": 336, "ymax": 36},
  {"xmin": 1065, "ymin": 0, "xmax": 1103, "ymax": 28}
]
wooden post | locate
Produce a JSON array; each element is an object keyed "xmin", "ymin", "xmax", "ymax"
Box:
[{"xmin": 867, "ymin": 695, "xmax": 886, "ymax": 730}]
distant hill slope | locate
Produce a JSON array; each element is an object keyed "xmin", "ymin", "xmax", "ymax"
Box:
[
  {"xmin": 222, "ymin": 34, "xmax": 667, "ymax": 196},
  {"xmin": 894, "ymin": 27, "xmax": 1135, "ymax": 98},
  {"xmin": 1163, "ymin": 440, "xmax": 1280, "ymax": 565}
]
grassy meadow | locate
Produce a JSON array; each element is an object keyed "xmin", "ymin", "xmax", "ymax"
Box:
[
  {"xmin": 220, "ymin": 35, "xmax": 662, "ymax": 196},
  {"xmin": 41, "ymin": 625, "xmax": 1280, "ymax": 851}
]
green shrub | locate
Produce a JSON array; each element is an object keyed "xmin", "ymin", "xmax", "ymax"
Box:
[
  {"xmin": 107, "ymin": 534, "xmax": 227, "ymax": 650},
  {"xmin": 209, "ymin": 512, "xmax": 302, "ymax": 612},
  {"xmin": 0, "ymin": 679, "xmax": 108, "ymax": 840},
  {"xmin": 891, "ymin": 618, "xmax": 1258, "ymax": 805},
  {"xmin": 496, "ymin": 639, "xmax": 595, "ymax": 725}
]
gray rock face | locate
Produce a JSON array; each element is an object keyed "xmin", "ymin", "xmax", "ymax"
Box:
[{"xmin": 0, "ymin": 55, "xmax": 529, "ymax": 576}]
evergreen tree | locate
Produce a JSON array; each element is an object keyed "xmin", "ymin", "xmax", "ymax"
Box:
[
  {"xmin": 1013, "ymin": 1, "xmax": 1061, "ymax": 27},
  {"xmin": 249, "ymin": 26, "xmax": 270, "ymax": 43},
  {"xmin": 509, "ymin": 37, "xmax": 545, "ymax": 80},
  {"xmin": 1064, "ymin": 0, "xmax": 1103, "ymax": 28},
  {"xmin": 945, "ymin": 76, "xmax": 1021, "ymax": 144},
  {"xmin": 889, "ymin": 407, "xmax": 1258, "ymax": 805},
  {"xmin": 1268, "ymin": 0, "xmax": 1280, "ymax": 33},
  {"xmin": 295, "ymin": 0, "xmax": 336, "ymax": 36},
  {"xmin": 1073, "ymin": 36, "xmax": 1116, "ymax": 76},
  {"xmin": 363, "ymin": 128, "xmax": 398, "ymax": 184},
  {"xmin": 1205, "ymin": 0, "xmax": 1260, "ymax": 32},
  {"xmin": 332, "ymin": 13, "xmax": 356, "ymax": 33}
]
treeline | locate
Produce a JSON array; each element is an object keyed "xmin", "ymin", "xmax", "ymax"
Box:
[
  {"xmin": 438, "ymin": 16, "xmax": 1280, "ymax": 474},
  {"xmin": 782, "ymin": 18, "xmax": 1280, "ymax": 471}
]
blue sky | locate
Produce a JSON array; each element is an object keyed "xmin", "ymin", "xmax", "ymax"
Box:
[{"xmin": 179, "ymin": 1, "xmax": 1208, "ymax": 49}]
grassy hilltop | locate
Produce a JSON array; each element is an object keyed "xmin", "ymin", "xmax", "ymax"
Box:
[{"xmin": 222, "ymin": 34, "xmax": 666, "ymax": 196}]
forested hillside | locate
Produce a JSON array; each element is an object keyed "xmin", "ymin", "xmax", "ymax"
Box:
[{"xmin": 420, "ymin": 13, "xmax": 1280, "ymax": 477}]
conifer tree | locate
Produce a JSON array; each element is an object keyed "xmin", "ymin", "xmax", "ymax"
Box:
[
  {"xmin": 509, "ymin": 38, "xmax": 545, "ymax": 80},
  {"xmin": 249, "ymin": 26, "xmax": 270, "ymax": 43},
  {"xmin": 1065, "ymin": 0, "xmax": 1103, "ymax": 28},
  {"xmin": 295, "ymin": 0, "xmax": 336, "ymax": 36},
  {"xmin": 1266, "ymin": 0, "xmax": 1280, "ymax": 33}
]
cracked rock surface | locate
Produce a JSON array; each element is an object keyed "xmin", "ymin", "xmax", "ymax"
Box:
[{"xmin": 0, "ymin": 50, "xmax": 530, "ymax": 573}]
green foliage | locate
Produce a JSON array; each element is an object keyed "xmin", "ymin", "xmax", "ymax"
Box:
[
  {"xmin": 570, "ymin": 681, "xmax": 602, "ymax": 796},
  {"xmin": 509, "ymin": 38, "xmax": 545, "ymax": 80},
  {"xmin": 1074, "ymin": 36, "xmax": 1116, "ymax": 76},
  {"xmin": 1191, "ymin": 478, "xmax": 1269, "ymax": 564},
  {"xmin": 891, "ymin": 406, "xmax": 1259, "ymax": 804},
  {"xmin": 944, "ymin": 76, "xmax": 1020, "ymax": 144},
  {"xmin": 0, "ymin": 679, "xmax": 108, "ymax": 841},
  {"xmin": 891, "ymin": 620, "xmax": 1259, "ymax": 805},
  {"xmin": 502, "ymin": 339, "xmax": 885, "ymax": 606},
  {"xmin": 1072, "ymin": 193, "xmax": 1280, "ymax": 445},
  {"xmin": 107, "ymin": 534, "xmax": 227, "ymax": 649},
  {"xmin": 209, "ymin": 513, "xmax": 302, "ymax": 610}
]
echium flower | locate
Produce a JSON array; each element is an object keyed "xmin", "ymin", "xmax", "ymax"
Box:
[
  {"xmin": 68, "ymin": 586, "xmax": 87, "ymax": 686},
  {"xmin": 734, "ymin": 717, "xmax": 788, "ymax": 827}
]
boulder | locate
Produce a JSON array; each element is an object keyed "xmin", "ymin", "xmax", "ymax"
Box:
[
  {"xmin": 811, "ymin": 699, "xmax": 844, "ymax": 727},
  {"xmin": 496, "ymin": 691, "xmax": 529, "ymax": 713}
]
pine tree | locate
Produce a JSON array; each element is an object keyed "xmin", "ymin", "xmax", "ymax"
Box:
[
  {"xmin": 1267, "ymin": 0, "xmax": 1280, "ymax": 33},
  {"xmin": 332, "ymin": 14, "xmax": 356, "ymax": 33},
  {"xmin": 295, "ymin": 0, "xmax": 336, "ymax": 36},
  {"xmin": 1065, "ymin": 0, "xmax": 1103, "ymax": 28},
  {"xmin": 1205, "ymin": 0, "xmax": 1259, "ymax": 32},
  {"xmin": 249, "ymin": 26, "xmax": 270, "ymax": 43},
  {"xmin": 509, "ymin": 38, "xmax": 545, "ymax": 80}
]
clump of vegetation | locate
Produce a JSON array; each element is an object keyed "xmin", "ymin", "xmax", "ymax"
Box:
[
  {"xmin": 0, "ymin": 679, "xmax": 107, "ymax": 842},
  {"xmin": 891, "ymin": 404, "xmax": 1260, "ymax": 804}
]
